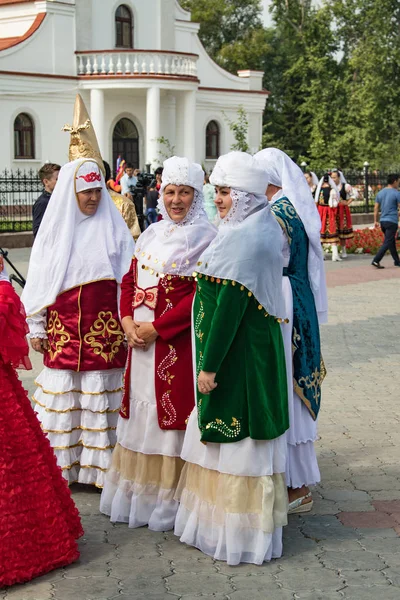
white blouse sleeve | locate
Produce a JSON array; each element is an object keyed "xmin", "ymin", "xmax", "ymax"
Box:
[
  {"xmin": 27, "ymin": 309, "xmax": 47, "ymax": 339},
  {"xmin": 329, "ymin": 189, "xmax": 339, "ymax": 208}
]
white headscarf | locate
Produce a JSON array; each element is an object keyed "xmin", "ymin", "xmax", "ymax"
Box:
[
  {"xmin": 254, "ymin": 148, "xmax": 328, "ymax": 324},
  {"xmin": 22, "ymin": 159, "xmax": 135, "ymax": 316},
  {"xmin": 198, "ymin": 151, "xmax": 286, "ymax": 320},
  {"xmin": 134, "ymin": 156, "xmax": 217, "ymax": 277},
  {"xmin": 309, "ymin": 171, "xmax": 319, "ymax": 187}
]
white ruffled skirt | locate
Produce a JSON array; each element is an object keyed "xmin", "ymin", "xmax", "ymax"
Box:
[
  {"xmin": 33, "ymin": 366, "xmax": 124, "ymax": 488},
  {"xmin": 174, "ymin": 408, "xmax": 288, "ymax": 566},
  {"xmin": 100, "ymin": 299, "xmax": 186, "ymax": 531},
  {"xmin": 282, "ymin": 276, "xmax": 320, "ymax": 489}
]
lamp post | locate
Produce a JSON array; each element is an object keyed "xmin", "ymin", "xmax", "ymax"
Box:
[
  {"xmin": 300, "ymin": 161, "xmax": 307, "ymax": 173},
  {"xmin": 363, "ymin": 161, "xmax": 370, "ymax": 213}
]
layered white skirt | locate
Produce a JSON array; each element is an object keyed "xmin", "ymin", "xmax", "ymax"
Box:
[
  {"xmin": 33, "ymin": 366, "xmax": 123, "ymax": 488},
  {"xmin": 100, "ymin": 266, "xmax": 186, "ymax": 531},
  {"xmin": 281, "ymin": 276, "xmax": 320, "ymax": 489},
  {"xmin": 174, "ymin": 408, "xmax": 288, "ymax": 566}
]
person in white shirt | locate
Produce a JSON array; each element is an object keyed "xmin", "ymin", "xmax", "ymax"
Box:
[{"xmin": 120, "ymin": 163, "xmax": 138, "ymax": 199}]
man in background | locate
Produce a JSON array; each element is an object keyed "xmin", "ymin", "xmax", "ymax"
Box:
[
  {"xmin": 120, "ymin": 163, "xmax": 137, "ymax": 200},
  {"xmin": 372, "ymin": 173, "xmax": 400, "ymax": 269},
  {"xmin": 32, "ymin": 163, "xmax": 61, "ymax": 237},
  {"xmin": 145, "ymin": 183, "xmax": 159, "ymax": 226}
]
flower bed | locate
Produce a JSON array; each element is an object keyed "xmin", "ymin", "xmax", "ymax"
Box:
[{"xmin": 345, "ymin": 227, "xmax": 400, "ymax": 254}]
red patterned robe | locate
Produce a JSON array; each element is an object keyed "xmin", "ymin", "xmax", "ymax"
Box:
[{"xmin": 119, "ymin": 257, "xmax": 196, "ymax": 429}]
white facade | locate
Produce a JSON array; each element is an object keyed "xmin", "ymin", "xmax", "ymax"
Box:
[{"xmin": 0, "ymin": 0, "xmax": 268, "ymax": 172}]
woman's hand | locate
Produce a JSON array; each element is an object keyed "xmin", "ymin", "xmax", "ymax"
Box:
[
  {"xmin": 30, "ymin": 338, "xmax": 49, "ymax": 354},
  {"xmin": 198, "ymin": 371, "xmax": 217, "ymax": 395},
  {"xmin": 134, "ymin": 321, "xmax": 158, "ymax": 346},
  {"xmin": 121, "ymin": 316, "xmax": 145, "ymax": 349}
]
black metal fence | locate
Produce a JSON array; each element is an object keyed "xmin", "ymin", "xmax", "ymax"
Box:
[
  {"xmin": 0, "ymin": 166, "xmax": 397, "ymax": 233},
  {"xmin": 0, "ymin": 168, "xmax": 42, "ymax": 233},
  {"xmin": 314, "ymin": 168, "xmax": 393, "ymax": 214}
]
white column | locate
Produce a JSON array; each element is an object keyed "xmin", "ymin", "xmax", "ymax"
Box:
[
  {"xmin": 90, "ymin": 88, "xmax": 105, "ymax": 158},
  {"xmin": 146, "ymin": 86, "xmax": 161, "ymax": 169},
  {"xmin": 175, "ymin": 93, "xmax": 185, "ymax": 156},
  {"xmin": 183, "ymin": 90, "xmax": 196, "ymax": 162}
]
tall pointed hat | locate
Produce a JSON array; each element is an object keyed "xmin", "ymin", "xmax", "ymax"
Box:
[{"xmin": 62, "ymin": 93, "xmax": 104, "ymax": 172}]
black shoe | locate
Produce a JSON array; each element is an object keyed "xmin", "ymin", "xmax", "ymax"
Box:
[
  {"xmin": 394, "ymin": 263, "xmax": 400, "ymax": 267},
  {"xmin": 371, "ymin": 261, "xmax": 385, "ymax": 269}
]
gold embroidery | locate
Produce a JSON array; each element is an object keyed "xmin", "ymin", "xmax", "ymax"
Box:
[
  {"xmin": 160, "ymin": 390, "xmax": 177, "ymax": 426},
  {"xmin": 295, "ymin": 366, "xmax": 325, "ymax": 421},
  {"xmin": 77, "ymin": 285, "xmax": 83, "ymax": 371},
  {"xmin": 157, "ymin": 344, "xmax": 178, "ymax": 385},
  {"xmin": 32, "ymin": 396, "xmax": 120, "ymax": 414},
  {"xmin": 195, "ymin": 299, "xmax": 204, "ymax": 344},
  {"xmin": 46, "ymin": 310, "xmax": 71, "ymax": 360},
  {"xmin": 34, "ymin": 381, "xmax": 123, "ymax": 397},
  {"xmin": 43, "ymin": 425, "xmax": 117, "ymax": 434},
  {"xmin": 83, "ymin": 311, "xmax": 124, "ymax": 363},
  {"xmin": 26, "ymin": 279, "xmax": 116, "ymax": 318},
  {"xmin": 204, "ymin": 416, "xmax": 241, "ymax": 439},
  {"xmin": 54, "ymin": 441, "xmax": 115, "ymax": 451}
]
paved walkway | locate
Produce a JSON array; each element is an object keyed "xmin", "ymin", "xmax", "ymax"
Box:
[{"xmin": 2, "ymin": 249, "xmax": 400, "ymax": 600}]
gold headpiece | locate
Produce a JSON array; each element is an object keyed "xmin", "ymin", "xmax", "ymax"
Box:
[{"xmin": 63, "ymin": 94, "xmax": 105, "ymax": 173}]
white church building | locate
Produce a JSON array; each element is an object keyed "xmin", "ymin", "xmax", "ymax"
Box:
[{"xmin": 0, "ymin": 0, "xmax": 268, "ymax": 172}]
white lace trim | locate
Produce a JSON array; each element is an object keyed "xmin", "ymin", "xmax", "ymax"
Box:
[
  {"xmin": 220, "ymin": 190, "xmax": 254, "ymax": 228},
  {"xmin": 27, "ymin": 311, "xmax": 48, "ymax": 338}
]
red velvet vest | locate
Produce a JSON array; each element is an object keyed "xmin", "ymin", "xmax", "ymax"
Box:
[{"xmin": 44, "ymin": 280, "xmax": 127, "ymax": 372}]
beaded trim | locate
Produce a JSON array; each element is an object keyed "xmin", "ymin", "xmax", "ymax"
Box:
[{"xmin": 192, "ymin": 273, "xmax": 289, "ymax": 324}]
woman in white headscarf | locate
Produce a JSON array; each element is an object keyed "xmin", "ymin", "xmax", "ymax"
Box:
[
  {"xmin": 174, "ymin": 152, "xmax": 289, "ymax": 566},
  {"xmin": 100, "ymin": 157, "xmax": 217, "ymax": 532},
  {"xmin": 315, "ymin": 173, "xmax": 341, "ymax": 261},
  {"xmin": 255, "ymin": 148, "xmax": 328, "ymax": 515},
  {"xmin": 304, "ymin": 171, "xmax": 319, "ymax": 197},
  {"xmin": 330, "ymin": 169, "xmax": 357, "ymax": 258},
  {"xmin": 22, "ymin": 159, "xmax": 135, "ymax": 488}
]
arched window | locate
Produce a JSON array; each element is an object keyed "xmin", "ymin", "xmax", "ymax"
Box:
[
  {"xmin": 113, "ymin": 117, "xmax": 139, "ymax": 170},
  {"xmin": 115, "ymin": 4, "xmax": 133, "ymax": 48},
  {"xmin": 14, "ymin": 113, "xmax": 35, "ymax": 159},
  {"xmin": 206, "ymin": 120, "xmax": 220, "ymax": 159}
]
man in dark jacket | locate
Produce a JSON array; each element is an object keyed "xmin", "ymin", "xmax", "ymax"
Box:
[{"xmin": 32, "ymin": 163, "xmax": 61, "ymax": 237}]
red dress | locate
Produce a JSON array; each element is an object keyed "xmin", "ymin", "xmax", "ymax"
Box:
[
  {"xmin": 336, "ymin": 185, "xmax": 354, "ymax": 241},
  {"xmin": 317, "ymin": 186, "xmax": 340, "ymax": 245},
  {"xmin": 0, "ymin": 280, "xmax": 83, "ymax": 587}
]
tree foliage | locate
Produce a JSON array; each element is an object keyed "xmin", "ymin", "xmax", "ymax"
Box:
[
  {"xmin": 179, "ymin": 0, "xmax": 269, "ymax": 72},
  {"xmin": 181, "ymin": 0, "xmax": 400, "ymax": 170},
  {"xmin": 224, "ymin": 107, "xmax": 250, "ymax": 152}
]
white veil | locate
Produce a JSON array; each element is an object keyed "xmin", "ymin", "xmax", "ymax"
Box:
[
  {"xmin": 198, "ymin": 152, "xmax": 286, "ymax": 320},
  {"xmin": 134, "ymin": 156, "xmax": 217, "ymax": 276},
  {"xmin": 255, "ymin": 148, "xmax": 328, "ymax": 324},
  {"xmin": 22, "ymin": 159, "xmax": 135, "ymax": 316}
]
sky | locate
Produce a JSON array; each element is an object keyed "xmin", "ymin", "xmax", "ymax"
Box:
[{"xmin": 261, "ymin": 0, "xmax": 321, "ymax": 27}]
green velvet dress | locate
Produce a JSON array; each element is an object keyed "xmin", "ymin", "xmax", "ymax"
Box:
[{"xmin": 194, "ymin": 276, "xmax": 289, "ymax": 444}]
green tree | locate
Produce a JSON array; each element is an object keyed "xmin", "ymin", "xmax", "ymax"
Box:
[
  {"xmin": 224, "ymin": 106, "xmax": 250, "ymax": 152},
  {"xmin": 179, "ymin": 0, "xmax": 269, "ymax": 73},
  {"xmin": 329, "ymin": 0, "xmax": 400, "ymax": 169},
  {"xmin": 261, "ymin": 1, "xmax": 319, "ymax": 162}
]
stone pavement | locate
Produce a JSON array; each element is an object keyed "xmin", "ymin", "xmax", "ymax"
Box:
[{"xmin": 2, "ymin": 249, "xmax": 400, "ymax": 600}]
